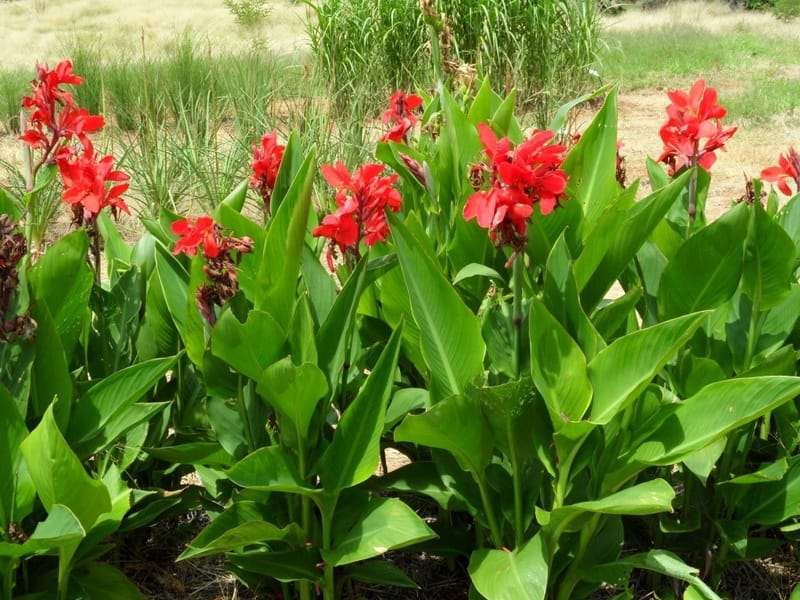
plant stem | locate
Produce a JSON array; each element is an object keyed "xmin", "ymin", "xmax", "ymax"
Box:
[
  {"xmin": 506, "ymin": 418, "xmax": 524, "ymax": 549},
  {"xmin": 556, "ymin": 514, "xmax": 601, "ymax": 600},
  {"xmin": 236, "ymin": 376, "xmax": 256, "ymax": 453},
  {"xmin": 297, "ymin": 437, "xmax": 312, "ymax": 600},
  {"xmin": 687, "ymin": 153, "xmax": 699, "ymax": 237},
  {"xmin": 511, "ymin": 252, "xmax": 523, "ymax": 379},
  {"xmin": 477, "ymin": 478, "xmax": 504, "ymax": 548},
  {"xmin": 321, "ymin": 502, "xmax": 338, "ymax": 600}
]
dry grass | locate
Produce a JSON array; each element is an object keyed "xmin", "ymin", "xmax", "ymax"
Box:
[
  {"xmin": 604, "ymin": 0, "xmax": 800, "ymax": 38},
  {"xmin": 0, "ymin": 0, "xmax": 309, "ymax": 71}
]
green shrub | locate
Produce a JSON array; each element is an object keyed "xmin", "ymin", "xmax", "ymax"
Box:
[{"xmin": 223, "ymin": 0, "xmax": 271, "ymax": 27}]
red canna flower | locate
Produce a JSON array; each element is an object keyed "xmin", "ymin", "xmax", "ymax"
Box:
[
  {"xmin": 172, "ymin": 215, "xmax": 220, "ymax": 259},
  {"xmin": 56, "ymin": 138, "xmax": 129, "ymax": 225},
  {"xmin": 657, "ymin": 79, "xmax": 737, "ymax": 175},
  {"xmin": 20, "ymin": 60, "xmax": 104, "ymax": 158},
  {"xmin": 761, "ymin": 148, "xmax": 800, "ymax": 197},
  {"xmin": 380, "ymin": 90, "xmax": 424, "ymax": 143},
  {"xmin": 464, "ymin": 123, "xmax": 568, "ymax": 255},
  {"xmin": 250, "ymin": 131, "xmax": 286, "ymax": 216},
  {"xmin": 313, "ymin": 161, "xmax": 402, "ymax": 269}
]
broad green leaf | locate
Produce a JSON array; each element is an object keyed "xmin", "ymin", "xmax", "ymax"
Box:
[
  {"xmin": 591, "ymin": 286, "xmax": 642, "ymax": 341},
  {"xmin": 468, "ymin": 533, "xmax": 548, "ymax": 600},
  {"xmin": 316, "ymin": 255, "xmax": 368, "ymax": 396},
  {"xmin": 144, "ymin": 442, "xmax": 234, "ymax": 467},
  {"xmin": 720, "ymin": 457, "xmax": 788, "ymax": 486},
  {"xmin": 319, "ymin": 326, "xmax": 401, "ymax": 490},
  {"xmin": 592, "ymin": 550, "xmax": 720, "ymax": 600},
  {"xmin": 29, "ymin": 302, "xmax": 73, "ymax": 426},
  {"xmin": 542, "ymin": 480, "xmax": 675, "ymax": 533},
  {"xmin": 395, "ymin": 394, "xmax": 492, "ymax": 475},
  {"xmin": 0, "ymin": 504, "xmax": 84, "ymax": 560},
  {"xmin": 257, "ymin": 359, "xmax": 328, "ymax": 453},
  {"xmin": 735, "ymin": 456, "xmax": 800, "ymax": 524},
  {"xmin": 580, "ymin": 170, "xmax": 691, "ymax": 310},
  {"xmin": 270, "ymin": 131, "xmax": 303, "ymax": 214},
  {"xmin": 228, "ymin": 548, "xmax": 321, "ymax": 583},
  {"xmin": 0, "ymin": 382, "xmax": 33, "ymax": 530},
  {"xmin": 562, "ymin": 87, "xmax": 619, "ymax": 234},
  {"xmin": 213, "ymin": 179, "xmax": 248, "ymax": 219},
  {"xmin": 72, "ymin": 562, "xmax": 145, "ymax": 600},
  {"xmin": 345, "ymin": 560, "xmax": 419, "ymax": 589},
  {"xmin": 289, "ymin": 295, "xmax": 318, "ymax": 364},
  {"xmin": 385, "ymin": 388, "xmax": 430, "ymax": 432},
  {"xmin": 658, "ymin": 202, "xmax": 749, "ymax": 319},
  {"xmin": 322, "ymin": 497, "xmax": 436, "ymax": 566},
  {"xmin": 211, "ymin": 309, "xmax": 286, "ymax": 380},
  {"xmin": 153, "ymin": 244, "xmax": 190, "ymax": 336},
  {"xmin": 529, "ymin": 296, "xmax": 592, "ymax": 426},
  {"xmin": 179, "ymin": 502, "xmax": 304, "ymax": 560},
  {"xmin": 683, "ymin": 438, "xmax": 727, "ymax": 486},
  {"xmin": 452, "ymin": 263, "xmax": 507, "ymax": 287},
  {"xmin": 67, "ymin": 356, "xmax": 177, "ymax": 449},
  {"xmin": 626, "ymin": 377, "xmax": 800, "ymax": 469},
  {"xmin": 390, "ymin": 213, "xmax": 485, "ymax": 402},
  {"xmin": 96, "ymin": 210, "xmax": 132, "ymax": 269},
  {"xmin": 544, "ymin": 236, "xmax": 605, "ymax": 360},
  {"xmin": 256, "ymin": 147, "xmax": 315, "ymax": 324},
  {"xmin": 755, "ymin": 285, "xmax": 800, "ymax": 362},
  {"xmin": 227, "ymin": 445, "xmax": 319, "ymax": 498},
  {"xmin": 742, "ymin": 200, "xmax": 796, "ymax": 309},
  {"xmin": 29, "ymin": 229, "xmax": 92, "ymax": 345},
  {"xmin": 0, "ymin": 184, "xmax": 22, "ymax": 220},
  {"xmin": 21, "ymin": 405, "xmax": 111, "ymax": 531},
  {"xmin": 588, "ymin": 312, "xmax": 708, "ymax": 424},
  {"xmin": 378, "ymin": 461, "xmax": 463, "ymax": 512},
  {"xmin": 76, "ymin": 402, "xmax": 170, "ymax": 458},
  {"xmin": 548, "ymin": 86, "xmax": 611, "ymax": 133}
]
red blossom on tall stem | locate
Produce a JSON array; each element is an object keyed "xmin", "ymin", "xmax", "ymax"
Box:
[
  {"xmin": 56, "ymin": 139, "xmax": 129, "ymax": 225},
  {"xmin": 380, "ymin": 90, "xmax": 424, "ymax": 144},
  {"xmin": 250, "ymin": 131, "xmax": 285, "ymax": 218},
  {"xmin": 20, "ymin": 60, "xmax": 105, "ymax": 178},
  {"xmin": 172, "ymin": 215, "xmax": 253, "ymax": 325},
  {"xmin": 312, "ymin": 161, "xmax": 402, "ymax": 270},
  {"xmin": 761, "ymin": 148, "xmax": 800, "ymax": 197},
  {"xmin": 657, "ymin": 79, "xmax": 737, "ymax": 176},
  {"xmin": 464, "ymin": 123, "xmax": 568, "ymax": 259}
]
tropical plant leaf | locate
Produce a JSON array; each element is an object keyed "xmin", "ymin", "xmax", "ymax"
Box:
[{"xmin": 468, "ymin": 533, "xmax": 548, "ymax": 600}]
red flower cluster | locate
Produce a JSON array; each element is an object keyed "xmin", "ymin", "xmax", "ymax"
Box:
[
  {"xmin": 657, "ymin": 79, "xmax": 737, "ymax": 175},
  {"xmin": 761, "ymin": 148, "xmax": 800, "ymax": 197},
  {"xmin": 56, "ymin": 139, "xmax": 129, "ymax": 224},
  {"xmin": 250, "ymin": 131, "xmax": 286, "ymax": 216},
  {"xmin": 20, "ymin": 60, "xmax": 104, "ymax": 160},
  {"xmin": 20, "ymin": 60, "xmax": 129, "ymax": 226},
  {"xmin": 380, "ymin": 90, "xmax": 424, "ymax": 144},
  {"xmin": 312, "ymin": 161, "xmax": 402, "ymax": 269},
  {"xmin": 172, "ymin": 215, "xmax": 253, "ymax": 325},
  {"xmin": 464, "ymin": 123, "xmax": 568, "ymax": 254}
]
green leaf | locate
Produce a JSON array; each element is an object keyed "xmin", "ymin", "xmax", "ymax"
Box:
[
  {"xmin": 322, "ymin": 497, "xmax": 436, "ymax": 566},
  {"xmin": 211, "ymin": 309, "xmax": 286, "ymax": 380},
  {"xmin": 144, "ymin": 442, "xmax": 234, "ymax": 467},
  {"xmin": 385, "ymin": 388, "xmax": 430, "ymax": 432},
  {"xmin": 529, "ymin": 296, "xmax": 592, "ymax": 426},
  {"xmin": 658, "ymin": 202, "xmax": 749, "ymax": 319},
  {"xmin": 390, "ymin": 212, "xmax": 485, "ymax": 402},
  {"xmin": 72, "ymin": 562, "xmax": 145, "ymax": 600},
  {"xmin": 228, "ymin": 548, "xmax": 322, "ymax": 583},
  {"xmin": 21, "ymin": 404, "xmax": 111, "ymax": 531},
  {"xmin": 345, "ymin": 560, "xmax": 419, "ymax": 589},
  {"xmin": 257, "ymin": 147, "xmax": 315, "ymax": 324},
  {"xmin": 153, "ymin": 244, "xmax": 190, "ymax": 337},
  {"xmin": 468, "ymin": 533, "xmax": 548, "ymax": 600},
  {"xmin": 226, "ymin": 445, "xmax": 319, "ymax": 498},
  {"xmin": 29, "ymin": 301, "xmax": 73, "ymax": 426},
  {"xmin": 0, "ymin": 504, "xmax": 84, "ymax": 560},
  {"xmin": 179, "ymin": 502, "xmax": 304, "ymax": 560},
  {"xmin": 67, "ymin": 356, "xmax": 177, "ymax": 450},
  {"xmin": 626, "ymin": 377, "xmax": 800, "ymax": 469},
  {"xmin": 213, "ymin": 179, "xmax": 249, "ymax": 219},
  {"xmin": 453, "ymin": 263, "xmax": 507, "ymax": 287},
  {"xmin": 562, "ymin": 87, "xmax": 619, "ymax": 235},
  {"xmin": 735, "ymin": 456, "xmax": 800, "ymax": 525},
  {"xmin": 542, "ymin": 480, "xmax": 675, "ymax": 533},
  {"xmin": 595, "ymin": 550, "xmax": 721, "ymax": 600},
  {"xmin": 316, "ymin": 255, "xmax": 368, "ymax": 396},
  {"xmin": 395, "ymin": 394, "xmax": 492, "ymax": 475},
  {"xmin": 580, "ymin": 170, "xmax": 691, "ymax": 310},
  {"xmin": 319, "ymin": 325, "xmax": 402, "ymax": 491},
  {"xmin": 588, "ymin": 312, "xmax": 708, "ymax": 424},
  {"xmin": 96, "ymin": 210, "xmax": 132, "ymax": 270},
  {"xmin": 0, "ymin": 381, "xmax": 34, "ymax": 530},
  {"xmin": 257, "ymin": 359, "xmax": 328, "ymax": 452},
  {"xmin": 742, "ymin": 200, "xmax": 796, "ymax": 309},
  {"xmin": 28, "ymin": 229, "xmax": 92, "ymax": 347},
  {"xmin": 591, "ymin": 286, "xmax": 642, "ymax": 341}
]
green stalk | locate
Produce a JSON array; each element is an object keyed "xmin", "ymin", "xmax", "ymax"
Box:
[
  {"xmin": 506, "ymin": 418, "xmax": 524, "ymax": 549},
  {"xmin": 236, "ymin": 376, "xmax": 256, "ymax": 452},
  {"xmin": 511, "ymin": 253, "xmax": 523, "ymax": 379},
  {"xmin": 687, "ymin": 153, "xmax": 699, "ymax": 238},
  {"xmin": 556, "ymin": 514, "xmax": 601, "ymax": 600},
  {"xmin": 477, "ymin": 478, "xmax": 504, "ymax": 548},
  {"xmin": 321, "ymin": 501, "xmax": 338, "ymax": 600},
  {"xmin": 297, "ymin": 433, "xmax": 312, "ymax": 600},
  {"xmin": 2, "ymin": 565, "xmax": 13, "ymax": 600}
]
